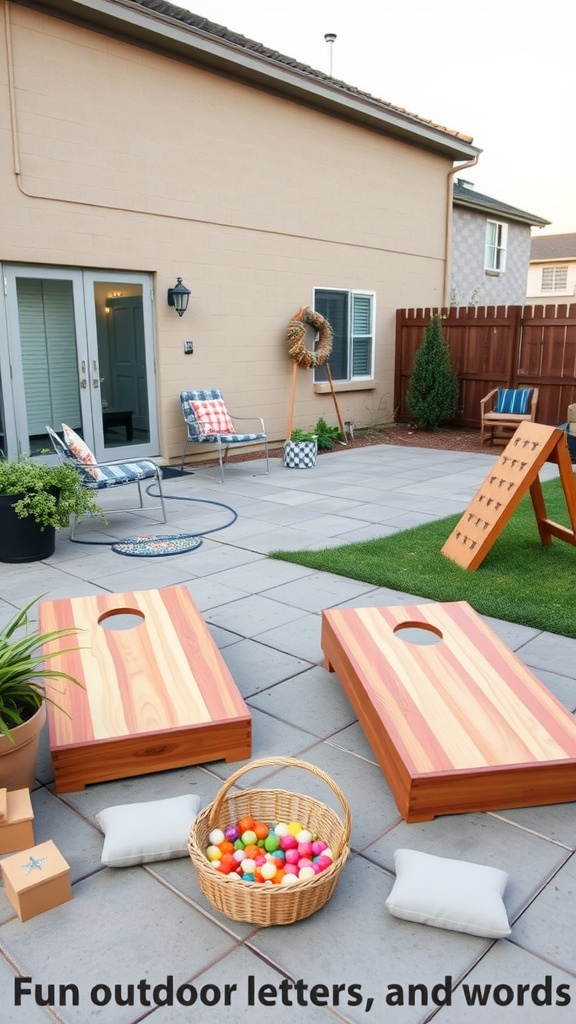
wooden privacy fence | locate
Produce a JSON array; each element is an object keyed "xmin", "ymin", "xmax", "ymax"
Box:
[{"xmin": 395, "ymin": 304, "xmax": 576, "ymax": 428}]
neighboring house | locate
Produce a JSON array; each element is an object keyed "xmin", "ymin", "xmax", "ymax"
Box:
[
  {"xmin": 450, "ymin": 180, "xmax": 549, "ymax": 307},
  {"xmin": 526, "ymin": 234, "xmax": 576, "ymax": 305},
  {"xmin": 0, "ymin": 0, "xmax": 480, "ymax": 464}
]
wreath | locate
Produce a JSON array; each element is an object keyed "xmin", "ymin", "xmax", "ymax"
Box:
[{"xmin": 286, "ymin": 306, "xmax": 333, "ymax": 370}]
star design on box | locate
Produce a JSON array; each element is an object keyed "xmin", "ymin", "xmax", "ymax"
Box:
[{"xmin": 20, "ymin": 855, "xmax": 48, "ymax": 874}]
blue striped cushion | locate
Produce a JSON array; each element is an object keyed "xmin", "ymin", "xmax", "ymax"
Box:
[
  {"xmin": 495, "ymin": 388, "xmax": 531, "ymax": 415},
  {"xmin": 188, "ymin": 432, "xmax": 265, "ymax": 445},
  {"xmin": 218, "ymin": 433, "xmax": 265, "ymax": 442},
  {"xmin": 82, "ymin": 461, "xmax": 159, "ymax": 490}
]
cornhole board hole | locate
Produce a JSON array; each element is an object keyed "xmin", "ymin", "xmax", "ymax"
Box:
[
  {"xmin": 321, "ymin": 600, "xmax": 576, "ymax": 822},
  {"xmin": 38, "ymin": 586, "xmax": 251, "ymax": 793}
]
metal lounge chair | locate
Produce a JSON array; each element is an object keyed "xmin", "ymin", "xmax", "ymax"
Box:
[
  {"xmin": 47, "ymin": 425, "xmax": 167, "ymax": 538},
  {"xmin": 180, "ymin": 389, "xmax": 269, "ymax": 482}
]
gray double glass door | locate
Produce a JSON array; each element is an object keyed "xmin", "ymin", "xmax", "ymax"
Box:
[{"xmin": 1, "ymin": 266, "xmax": 159, "ymax": 461}]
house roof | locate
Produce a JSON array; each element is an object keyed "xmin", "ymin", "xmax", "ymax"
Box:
[
  {"xmin": 530, "ymin": 233, "xmax": 576, "ymax": 261},
  {"xmin": 37, "ymin": 0, "xmax": 481, "ymax": 161},
  {"xmin": 453, "ymin": 179, "xmax": 549, "ymax": 227}
]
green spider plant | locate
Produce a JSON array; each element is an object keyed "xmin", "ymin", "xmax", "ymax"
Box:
[{"xmin": 0, "ymin": 597, "xmax": 84, "ymax": 743}]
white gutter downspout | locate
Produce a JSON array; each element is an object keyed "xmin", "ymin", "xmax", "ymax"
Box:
[
  {"xmin": 444, "ymin": 155, "xmax": 479, "ymax": 307},
  {"xmin": 4, "ymin": 1, "xmax": 21, "ymax": 181}
]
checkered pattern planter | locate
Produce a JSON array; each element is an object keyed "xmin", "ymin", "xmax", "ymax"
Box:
[{"xmin": 283, "ymin": 439, "xmax": 317, "ymax": 469}]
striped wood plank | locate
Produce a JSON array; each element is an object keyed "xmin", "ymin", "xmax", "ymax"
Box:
[
  {"xmin": 321, "ymin": 601, "xmax": 576, "ymax": 821},
  {"xmin": 39, "ymin": 586, "xmax": 251, "ymax": 792}
]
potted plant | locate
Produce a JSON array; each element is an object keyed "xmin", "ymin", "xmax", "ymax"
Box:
[
  {"xmin": 0, "ymin": 597, "xmax": 83, "ymax": 790},
  {"xmin": 283, "ymin": 429, "xmax": 318, "ymax": 469},
  {"xmin": 0, "ymin": 455, "xmax": 103, "ymax": 563},
  {"xmin": 314, "ymin": 417, "xmax": 343, "ymax": 451}
]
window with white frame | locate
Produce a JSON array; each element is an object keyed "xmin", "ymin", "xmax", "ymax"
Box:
[
  {"xmin": 541, "ymin": 266, "xmax": 568, "ymax": 292},
  {"xmin": 313, "ymin": 289, "xmax": 375, "ymax": 383},
  {"xmin": 485, "ymin": 220, "xmax": 507, "ymax": 272}
]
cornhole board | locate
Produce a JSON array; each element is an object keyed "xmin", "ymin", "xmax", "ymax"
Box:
[
  {"xmin": 321, "ymin": 600, "xmax": 576, "ymax": 822},
  {"xmin": 38, "ymin": 586, "xmax": 251, "ymax": 793}
]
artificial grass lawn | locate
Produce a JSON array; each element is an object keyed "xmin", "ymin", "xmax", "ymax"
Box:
[{"xmin": 271, "ymin": 477, "xmax": 576, "ymax": 639}]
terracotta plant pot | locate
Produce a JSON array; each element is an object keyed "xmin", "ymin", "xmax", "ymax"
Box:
[{"xmin": 0, "ymin": 703, "xmax": 47, "ymax": 790}]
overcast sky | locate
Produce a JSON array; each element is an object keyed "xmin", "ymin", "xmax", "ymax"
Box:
[{"xmin": 183, "ymin": 0, "xmax": 575, "ymax": 236}]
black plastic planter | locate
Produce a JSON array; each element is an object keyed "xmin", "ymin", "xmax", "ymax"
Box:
[{"xmin": 0, "ymin": 493, "xmax": 56, "ymax": 562}]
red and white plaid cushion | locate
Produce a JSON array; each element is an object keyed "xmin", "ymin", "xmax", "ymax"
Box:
[{"xmin": 191, "ymin": 399, "xmax": 234, "ymax": 436}]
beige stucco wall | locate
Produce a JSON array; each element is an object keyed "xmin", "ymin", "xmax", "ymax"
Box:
[{"xmin": 1, "ymin": 2, "xmax": 452, "ymax": 460}]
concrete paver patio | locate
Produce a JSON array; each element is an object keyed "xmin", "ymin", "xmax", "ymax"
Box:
[{"xmin": 0, "ymin": 444, "xmax": 574, "ymax": 1024}]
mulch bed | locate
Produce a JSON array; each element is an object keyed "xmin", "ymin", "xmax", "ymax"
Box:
[
  {"xmin": 322, "ymin": 424, "xmax": 487, "ymax": 455},
  {"xmin": 184, "ymin": 424, "xmax": 487, "ymax": 470}
]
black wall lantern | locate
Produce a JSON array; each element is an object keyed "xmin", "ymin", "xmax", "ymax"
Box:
[{"xmin": 167, "ymin": 277, "xmax": 191, "ymax": 317}]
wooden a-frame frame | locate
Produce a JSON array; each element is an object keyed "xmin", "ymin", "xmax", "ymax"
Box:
[{"xmin": 442, "ymin": 422, "xmax": 576, "ymax": 570}]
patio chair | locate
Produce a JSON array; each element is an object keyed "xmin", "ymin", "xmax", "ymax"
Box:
[
  {"xmin": 180, "ymin": 389, "xmax": 269, "ymax": 482},
  {"xmin": 47, "ymin": 424, "xmax": 167, "ymax": 539},
  {"xmin": 480, "ymin": 387, "xmax": 539, "ymax": 445}
]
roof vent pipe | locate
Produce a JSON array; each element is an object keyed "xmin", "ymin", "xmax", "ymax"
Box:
[{"xmin": 324, "ymin": 33, "xmax": 337, "ymax": 77}]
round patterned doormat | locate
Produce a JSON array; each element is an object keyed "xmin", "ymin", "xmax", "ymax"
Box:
[{"xmin": 111, "ymin": 534, "xmax": 203, "ymax": 557}]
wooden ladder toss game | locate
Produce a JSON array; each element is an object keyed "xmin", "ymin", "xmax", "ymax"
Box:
[{"xmin": 441, "ymin": 421, "xmax": 576, "ymax": 570}]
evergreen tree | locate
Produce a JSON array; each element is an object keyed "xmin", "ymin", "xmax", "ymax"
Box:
[{"xmin": 406, "ymin": 314, "xmax": 459, "ymax": 430}]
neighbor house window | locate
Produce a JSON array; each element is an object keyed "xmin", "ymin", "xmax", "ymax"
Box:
[
  {"xmin": 541, "ymin": 266, "xmax": 568, "ymax": 292},
  {"xmin": 485, "ymin": 220, "xmax": 507, "ymax": 272},
  {"xmin": 313, "ymin": 289, "xmax": 374, "ymax": 383}
]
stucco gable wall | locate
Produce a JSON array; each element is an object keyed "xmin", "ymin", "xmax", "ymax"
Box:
[
  {"xmin": 7, "ymin": 7, "xmax": 448, "ymax": 254},
  {"xmin": 1, "ymin": 4, "xmax": 453, "ymax": 455}
]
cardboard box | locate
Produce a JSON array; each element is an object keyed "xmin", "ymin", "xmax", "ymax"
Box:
[
  {"xmin": 1, "ymin": 840, "xmax": 72, "ymax": 922},
  {"xmin": 0, "ymin": 789, "xmax": 34, "ymax": 854}
]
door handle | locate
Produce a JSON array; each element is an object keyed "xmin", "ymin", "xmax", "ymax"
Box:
[
  {"xmin": 92, "ymin": 378, "xmax": 100, "ymax": 389},
  {"xmin": 80, "ymin": 379, "xmax": 87, "ymax": 389}
]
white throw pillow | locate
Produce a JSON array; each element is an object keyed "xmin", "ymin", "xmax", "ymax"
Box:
[
  {"xmin": 96, "ymin": 794, "xmax": 201, "ymax": 867},
  {"xmin": 62, "ymin": 423, "xmax": 104, "ymax": 481},
  {"xmin": 386, "ymin": 849, "xmax": 511, "ymax": 938}
]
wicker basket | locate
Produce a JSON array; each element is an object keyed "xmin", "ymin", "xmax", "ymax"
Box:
[{"xmin": 188, "ymin": 756, "xmax": 351, "ymax": 926}]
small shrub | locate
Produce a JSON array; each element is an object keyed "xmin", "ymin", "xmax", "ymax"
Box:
[
  {"xmin": 314, "ymin": 417, "xmax": 342, "ymax": 451},
  {"xmin": 406, "ymin": 314, "xmax": 459, "ymax": 431},
  {"xmin": 290, "ymin": 429, "xmax": 316, "ymax": 443}
]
